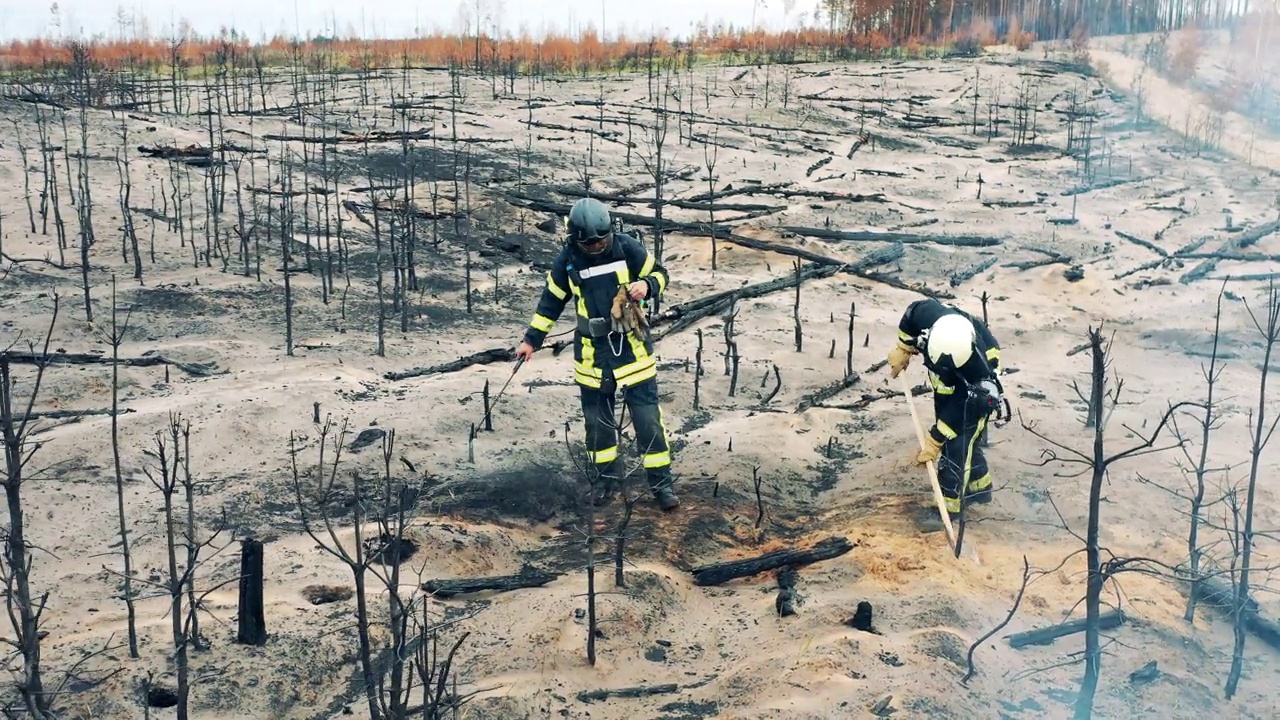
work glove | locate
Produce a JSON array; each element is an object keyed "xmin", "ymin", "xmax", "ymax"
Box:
[
  {"xmin": 610, "ymin": 287, "xmax": 646, "ymax": 335},
  {"xmin": 888, "ymin": 344, "xmax": 916, "ymax": 378},
  {"xmin": 915, "ymin": 434, "xmax": 943, "ymax": 465}
]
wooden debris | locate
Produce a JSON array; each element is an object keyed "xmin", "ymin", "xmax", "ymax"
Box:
[
  {"xmin": 690, "ymin": 536, "xmax": 854, "ymax": 586},
  {"xmin": 794, "ymin": 373, "xmax": 862, "ymax": 413},
  {"xmin": 385, "ymin": 348, "xmax": 516, "ymax": 381},
  {"xmin": 1005, "ymin": 608, "xmax": 1125, "ymax": 649},
  {"xmin": 815, "ymin": 383, "xmax": 930, "ymax": 411},
  {"xmin": 1180, "ymin": 219, "xmax": 1280, "ymax": 284},
  {"xmin": 1114, "ymin": 230, "xmax": 1168, "ymax": 257},
  {"xmin": 780, "ymin": 226, "xmax": 1001, "ymax": 247},
  {"xmin": 1003, "ymin": 245, "xmax": 1072, "ymax": 271},
  {"xmin": 1061, "ymin": 176, "xmax": 1149, "ymax": 196},
  {"xmin": 949, "ymin": 257, "xmax": 998, "ymax": 287},
  {"xmin": 18, "ymin": 407, "xmax": 133, "ymax": 421},
  {"xmin": 262, "ymin": 127, "xmax": 432, "ymax": 144},
  {"xmin": 0, "ymin": 350, "xmax": 219, "ymax": 377},
  {"xmin": 577, "ymin": 684, "xmax": 678, "ymax": 703},
  {"xmin": 1186, "ymin": 575, "xmax": 1280, "ymax": 652},
  {"xmin": 137, "ymin": 144, "xmax": 216, "ymax": 167},
  {"xmin": 422, "ymin": 565, "xmax": 560, "ymax": 598}
]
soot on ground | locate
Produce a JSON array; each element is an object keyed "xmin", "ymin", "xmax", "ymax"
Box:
[
  {"xmin": 430, "ymin": 465, "xmax": 583, "ymax": 524},
  {"xmin": 146, "ymin": 686, "xmax": 179, "ymax": 708}
]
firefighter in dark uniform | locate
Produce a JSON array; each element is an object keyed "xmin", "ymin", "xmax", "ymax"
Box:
[
  {"xmin": 886, "ymin": 298, "xmax": 1003, "ymax": 515},
  {"xmin": 515, "ymin": 198, "xmax": 679, "ymax": 511}
]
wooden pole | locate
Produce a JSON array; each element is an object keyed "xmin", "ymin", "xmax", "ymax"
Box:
[{"xmin": 899, "ymin": 372, "xmax": 977, "ymax": 562}]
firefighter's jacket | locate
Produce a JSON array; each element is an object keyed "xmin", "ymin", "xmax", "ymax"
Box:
[
  {"xmin": 522, "ymin": 234, "xmax": 669, "ymax": 389},
  {"xmin": 896, "ymin": 298, "xmax": 1002, "ymax": 444}
]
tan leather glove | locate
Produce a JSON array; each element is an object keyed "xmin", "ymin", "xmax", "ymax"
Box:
[
  {"xmin": 611, "ymin": 287, "xmax": 629, "ymax": 333},
  {"xmin": 888, "ymin": 344, "xmax": 916, "ymax": 378},
  {"xmin": 915, "ymin": 434, "xmax": 943, "ymax": 465}
]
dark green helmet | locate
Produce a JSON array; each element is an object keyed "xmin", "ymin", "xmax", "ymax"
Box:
[{"xmin": 567, "ymin": 198, "xmax": 613, "ymax": 256}]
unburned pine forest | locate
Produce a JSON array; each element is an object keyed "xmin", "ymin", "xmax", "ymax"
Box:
[{"xmin": 2, "ymin": 2, "xmax": 1280, "ymax": 720}]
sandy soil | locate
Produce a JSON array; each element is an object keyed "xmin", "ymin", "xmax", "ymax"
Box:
[{"xmin": 2, "ymin": 34, "xmax": 1280, "ymax": 720}]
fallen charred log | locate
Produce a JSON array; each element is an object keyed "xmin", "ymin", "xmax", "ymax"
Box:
[
  {"xmin": 949, "ymin": 257, "xmax": 998, "ymax": 286},
  {"xmin": 385, "ymin": 348, "xmax": 515, "ymax": 381},
  {"xmin": 0, "ymin": 350, "xmax": 220, "ymax": 377},
  {"xmin": 545, "ymin": 185, "xmax": 784, "ymax": 214},
  {"xmin": 1114, "ymin": 230, "xmax": 1168, "ymax": 257},
  {"xmin": 780, "ymin": 226, "xmax": 1000, "ymax": 247},
  {"xmin": 422, "ymin": 565, "xmax": 560, "ymax": 598},
  {"xmin": 1005, "ymin": 609, "xmax": 1125, "ymax": 649},
  {"xmin": 346, "ymin": 199, "xmax": 463, "ymax": 221},
  {"xmin": 655, "ymin": 263, "xmax": 843, "ymax": 339},
  {"xmin": 137, "ymin": 144, "xmax": 217, "ymax": 167},
  {"xmin": 577, "ymin": 684, "xmax": 679, "ymax": 703},
  {"xmin": 1003, "ymin": 245, "xmax": 1073, "ymax": 271},
  {"xmin": 1061, "ymin": 176, "xmax": 1149, "ymax": 196},
  {"xmin": 1180, "ymin": 219, "xmax": 1280, "ymax": 284},
  {"xmin": 19, "ymin": 407, "xmax": 135, "ymax": 422},
  {"xmin": 685, "ymin": 181, "xmax": 792, "ymax": 203},
  {"xmin": 1181, "ymin": 575, "xmax": 1280, "ymax": 651},
  {"xmin": 794, "ymin": 373, "xmax": 862, "ymax": 413},
  {"xmin": 261, "ymin": 127, "xmax": 432, "ymax": 144},
  {"xmin": 501, "ymin": 190, "xmax": 947, "ymax": 301},
  {"xmin": 815, "ymin": 383, "xmax": 931, "ymax": 411},
  {"xmin": 691, "ymin": 536, "xmax": 854, "ymax": 586}
]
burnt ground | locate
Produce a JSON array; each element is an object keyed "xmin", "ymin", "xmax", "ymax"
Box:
[{"xmin": 4, "ymin": 32, "xmax": 1280, "ymax": 720}]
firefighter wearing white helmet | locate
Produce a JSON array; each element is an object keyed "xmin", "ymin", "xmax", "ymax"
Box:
[{"xmin": 886, "ymin": 298, "xmax": 1003, "ymax": 515}]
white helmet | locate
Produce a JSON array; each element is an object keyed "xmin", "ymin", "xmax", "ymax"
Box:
[{"xmin": 924, "ymin": 313, "xmax": 976, "ymax": 367}]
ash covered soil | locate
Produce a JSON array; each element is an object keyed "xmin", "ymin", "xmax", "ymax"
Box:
[{"xmin": 3, "ymin": 31, "xmax": 1280, "ymax": 720}]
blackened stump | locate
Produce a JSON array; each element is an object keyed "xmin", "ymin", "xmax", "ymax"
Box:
[{"xmin": 235, "ymin": 538, "xmax": 267, "ymax": 646}]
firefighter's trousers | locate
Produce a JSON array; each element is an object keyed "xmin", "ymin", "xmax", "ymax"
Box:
[
  {"xmin": 934, "ymin": 395, "xmax": 992, "ymax": 514},
  {"xmin": 579, "ymin": 376, "xmax": 673, "ymax": 492}
]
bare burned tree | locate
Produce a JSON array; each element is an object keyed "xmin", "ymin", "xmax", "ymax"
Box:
[
  {"xmin": 1225, "ymin": 282, "xmax": 1280, "ymax": 700},
  {"xmin": 9, "ymin": 119, "xmax": 36, "ymax": 236},
  {"xmin": 1136, "ymin": 282, "xmax": 1229, "ymax": 623},
  {"xmin": 1022, "ymin": 324, "xmax": 1198, "ymax": 720},
  {"xmin": 0, "ymin": 294, "xmax": 59, "ymax": 717},
  {"xmin": 701, "ymin": 127, "xmax": 720, "ymax": 270},
  {"xmin": 98, "ymin": 276, "xmax": 139, "ymax": 658},
  {"xmin": 141, "ymin": 414, "xmax": 230, "ymax": 720},
  {"xmin": 115, "ymin": 118, "xmax": 143, "ymax": 282},
  {"xmin": 291, "ymin": 418, "xmax": 380, "ymax": 720},
  {"xmin": 638, "ymin": 94, "xmax": 672, "ymax": 315},
  {"xmin": 370, "ymin": 428, "xmax": 415, "ymax": 717}
]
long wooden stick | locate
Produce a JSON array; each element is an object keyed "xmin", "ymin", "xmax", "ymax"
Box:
[{"xmin": 899, "ymin": 371, "xmax": 961, "ymax": 553}]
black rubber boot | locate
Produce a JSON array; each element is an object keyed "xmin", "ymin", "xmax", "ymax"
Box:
[
  {"xmin": 649, "ymin": 472, "xmax": 680, "ymax": 511},
  {"xmin": 592, "ymin": 463, "xmax": 621, "ymax": 507},
  {"xmin": 592, "ymin": 482, "xmax": 616, "ymax": 507}
]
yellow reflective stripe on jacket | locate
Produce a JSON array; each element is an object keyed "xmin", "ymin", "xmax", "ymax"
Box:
[
  {"xmin": 546, "ymin": 271, "xmax": 568, "ymax": 300},
  {"xmin": 935, "ymin": 420, "xmax": 958, "ymax": 440},
  {"xmin": 929, "ymin": 371, "xmax": 955, "ymax": 395},
  {"xmin": 639, "ymin": 253, "xmax": 667, "ymax": 293},
  {"xmin": 530, "ymin": 313, "xmax": 556, "ymax": 332}
]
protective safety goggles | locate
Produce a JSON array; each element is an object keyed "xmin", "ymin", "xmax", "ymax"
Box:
[{"xmin": 572, "ymin": 228, "xmax": 612, "ymax": 250}]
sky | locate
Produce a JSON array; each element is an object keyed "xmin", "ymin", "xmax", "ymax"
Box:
[{"xmin": 0, "ymin": 0, "xmax": 822, "ymax": 42}]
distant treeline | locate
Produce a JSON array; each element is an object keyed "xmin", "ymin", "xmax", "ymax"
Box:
[{"xmin": 0, "ymin": 2, "xmax": 1272, "ymax": 75}]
